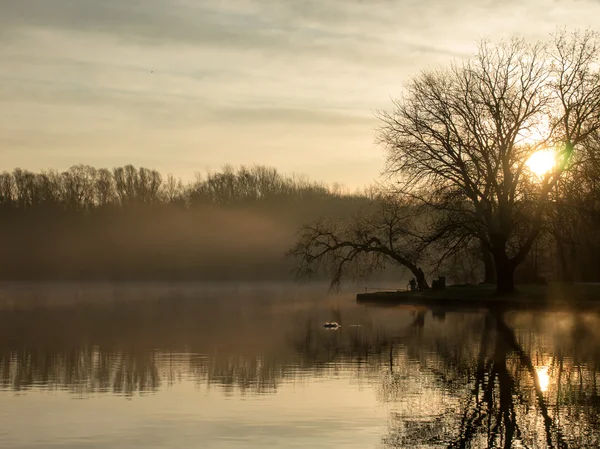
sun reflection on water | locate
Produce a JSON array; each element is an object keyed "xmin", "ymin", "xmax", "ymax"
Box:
[{"xmin": 536, "ymin": 366, "xmax": 550, "ymax": 392}]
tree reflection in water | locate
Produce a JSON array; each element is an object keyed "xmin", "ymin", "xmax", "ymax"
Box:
[
  {"xmin": 0, "ymin": 287, "xmax": 599, "ymax": 447},
  {"xmin": 381, "ymin": 309, "xmax": 600, "ymax": 448}
]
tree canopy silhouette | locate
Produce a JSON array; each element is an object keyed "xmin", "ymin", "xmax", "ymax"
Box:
[
  {"xmin": 290, "ymin": 31, "xmax": 600, "ymax": 292},
  {"xmin": 289, "ymin": 194, "xmax": 431, "ymax": 290},
  {"xmin": 379, "ymin": 31, "xmax": 600, "ymax": 292}
]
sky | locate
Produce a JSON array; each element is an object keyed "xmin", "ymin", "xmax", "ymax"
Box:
[{"xmin": 2, "ymin": 0, "xmax": 600, "ymax": 188}]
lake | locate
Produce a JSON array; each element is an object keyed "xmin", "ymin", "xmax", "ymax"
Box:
[{"xmin": 1, "ymin": 282, "xmax": 599, "ymax": 448}]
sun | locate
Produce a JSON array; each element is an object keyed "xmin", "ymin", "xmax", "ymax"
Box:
[{"xmin": 526, "ymin": 149, "xmax": 556, "ymax": 177}]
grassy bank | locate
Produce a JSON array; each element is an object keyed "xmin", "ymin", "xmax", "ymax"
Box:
[{"xmin": 356, "ymin": 283, "xmax": 600, "ymax": 309}]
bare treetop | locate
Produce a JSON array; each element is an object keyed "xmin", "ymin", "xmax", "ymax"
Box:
[{"xmin": 374, "ymin": 31, "xmax": 600, "ymax": 292}]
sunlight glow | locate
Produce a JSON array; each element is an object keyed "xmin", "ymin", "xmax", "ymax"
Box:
[
  {"xmin": 526, "ymin": 149, "xmax": 556, "ymax": 177},
  {"xmin": 536, "ymin": 366, "xmax": 550, "ymax": 392}
]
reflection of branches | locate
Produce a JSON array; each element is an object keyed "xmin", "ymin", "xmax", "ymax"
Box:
[
  {"xmin": 446, "ymin": 311, "xmax": 573, "ymax": 449},
  {"xmin": 450, "ymin": 314, "xmax": 493, "ymax": 448},
  {"xmin": 447, "ymin": 313, "xmax": 531, "ymax": 449},
  {"xmin": 495, "ymin": 314, "xmax": 569, "ymax": 449},
  {"xmin": 112, "ymin": 351, "xmax": 161, "ymax": 396},
  {"xmin": 382, "ymin": 309, "xmax": 600, "ymax": 448},
  {"xmin": 0, "ymin": 347, "xmax": 162, "ymax": 396}
]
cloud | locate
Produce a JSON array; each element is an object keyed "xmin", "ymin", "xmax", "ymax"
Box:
[
  {"xmin": 4, "ymin": 0, "xmax": 600, "ymax": 59},
  {"xmin": 0, "ymin": 0, "xmax": 468, "ymax": 63},
  {"xmin": 2, "ymin": 0, "xmax": 600, "ymax": 185}
]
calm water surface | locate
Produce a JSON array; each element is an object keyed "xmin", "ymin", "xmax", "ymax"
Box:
[{"xmin": 1, "ymin": 283, "xmax": 599, "ymax": 448}]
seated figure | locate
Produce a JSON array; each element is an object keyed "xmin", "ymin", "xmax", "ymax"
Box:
[
  {"xmin": 432, "ymin": 276, "xmax": 446, "ymax": 290},
  {"xmin": 408, "ymin": 278, "xmax": 417, "ymax": 292}
]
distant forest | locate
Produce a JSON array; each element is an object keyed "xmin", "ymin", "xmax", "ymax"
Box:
[
  {"xmin": 0, "ymin": 163, "xmax": 598, "ymax": 283},
  {"xmin": 0, "ymin": 165, "xmax": 371, "ymax": 281}
]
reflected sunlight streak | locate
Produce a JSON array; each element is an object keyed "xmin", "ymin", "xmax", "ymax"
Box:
[{"xmin": 536, "ymin": 366, "xmax": 550, "ymax": 392}]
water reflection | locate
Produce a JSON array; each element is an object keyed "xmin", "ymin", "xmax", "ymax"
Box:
[
  {"xmin": 537, "ymin": 365, "xmax": 550, "ymax": 392},
  {"xmin": 0, "ymin": 284, "xmax": 599, "ymax": 448},
  {"xmin": 381, "ymin": 309, "xmax": 600, "ymax": 448}
]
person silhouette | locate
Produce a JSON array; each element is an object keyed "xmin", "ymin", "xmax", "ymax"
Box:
[{"xmin": 408, "ymin": 278, "xmax": 417, "ymax": 292}]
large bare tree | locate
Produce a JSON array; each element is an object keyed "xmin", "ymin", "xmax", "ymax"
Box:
[{"xmin": 378, "ymin": 31, "xmax": 600, "ymax": 292}]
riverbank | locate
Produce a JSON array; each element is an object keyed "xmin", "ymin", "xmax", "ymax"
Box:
[{"xmin": 356, "ymin": 283, "xmax": 600, "ymax": 309}]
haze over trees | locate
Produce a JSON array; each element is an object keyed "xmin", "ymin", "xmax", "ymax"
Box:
[
  {"xmin": 292, "ymin": 30, "xmax": 600, "ymax": 293},
  {"xmin": 0, "ymin": 164, "xmax": 369, "ymax": 281}
]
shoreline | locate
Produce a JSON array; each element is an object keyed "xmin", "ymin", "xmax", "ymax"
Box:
[{"xmin": 356, "ymin": 283, "xmax": 600, "ymax": 310}]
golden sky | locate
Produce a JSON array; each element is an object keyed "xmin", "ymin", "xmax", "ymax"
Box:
[{"xmin": 2, "ymin": 0, "xmax": 600, "ymax": 187}]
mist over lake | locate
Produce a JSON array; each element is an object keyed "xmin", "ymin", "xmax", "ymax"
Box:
[{"xmin": 1, "ymin": 282, "xmax": 599, "ymax": 448}]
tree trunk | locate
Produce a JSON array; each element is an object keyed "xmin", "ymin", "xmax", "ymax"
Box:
[
  {"xmin": 494, "ymin": 253, "xmax": 516, "ymax": 294},
  {"xmin": 555, "ymin": 235, "xmax": 573, "ymax": 282},
  {"xmin": 481, "ymin": 243, "xmax": 496, "ymax": 284},
  {"xmin": 415, "ymin": 267, "xmax": 429, "ymax": 290}
]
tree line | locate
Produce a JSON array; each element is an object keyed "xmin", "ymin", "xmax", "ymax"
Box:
[
  {"xmin": 0, "ymin": 164, "xmax": 352, "ymax": 211},
  {"xmin": 0, "ymin": 164, "xmax": 369, "ymax": 281},
  {"xmin": 0, "ymin": 155, "xmax": 597, "ymax": 284},
  {"xmin": 2, "ymin": 33, "xmax": 599, "ymax": 289}
]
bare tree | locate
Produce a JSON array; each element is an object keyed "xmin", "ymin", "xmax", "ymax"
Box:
[
  {"xmin": 378, "ymin": 31, "xmax": 600, "ymax": 293},
  {"xmin": 160, "ymin": 174, "xmax": 185, "ymax": 204},
  {"xmin": 95, "ymin": 168, "xmax": 117, "ymax": 207},
  {"xmin": 113, "ymin": 165, "xmax": 162, "ymax": 205},
  {"xmin": 289, "ymin": 194, "xmax": 430, "ymax": 290},
  {"xmin": 0, "ymin": 172, "xmax": 15, "ymax": 208},
  {"xmin": 62, "ymin": 165, "xmax": 97, "ymax": 211},
  {"xmin": 136, "ymin": 167, "xmax": 162, "ymax": 204}
]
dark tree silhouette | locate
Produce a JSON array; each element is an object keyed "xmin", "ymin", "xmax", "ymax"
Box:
[
  {"xmin": 549, "ymin": 128, "xmax": 600, "ymax": 281},
  {"xmin": 378, "ymin": 31, "xmax": 600, "ymax": 293},
  {"xmin": 289, "ymin": 193, "xmax": 431, "ymax": 289}
]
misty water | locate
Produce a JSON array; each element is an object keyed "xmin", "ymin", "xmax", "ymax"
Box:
[{"xmin": 1, "ymin": 283, "xmax": 599, "ymax": 448}]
